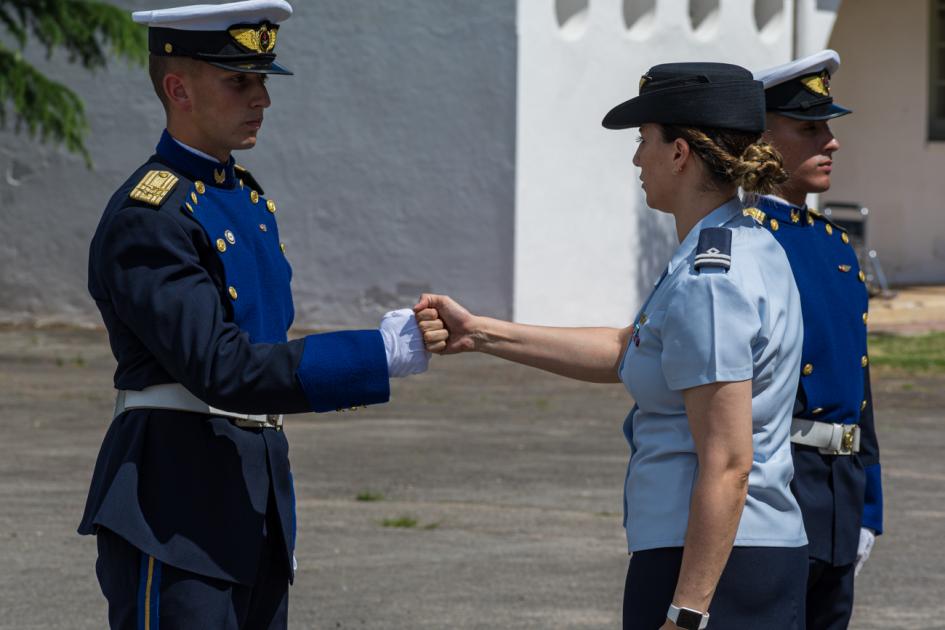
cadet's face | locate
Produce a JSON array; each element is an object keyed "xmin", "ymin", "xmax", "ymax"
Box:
[
  {"xmin": 187, "ymin": 65, "xmax": 272, "ymax": 154},
  {"xmin": 765, "ymin": 115, "xmax": 839, "ymax": 198},
  {"xmin": 632, "ymin": 123, "xmax": 677, "ymax": 211}
]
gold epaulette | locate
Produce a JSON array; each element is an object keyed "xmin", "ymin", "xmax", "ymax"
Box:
[
  {"xmin": 234, "ymin": 164, "xmax": 265, "ymax": 196},
  {"xmin": 129, "ymin": 170, "xmax": 179, "ymax": 206},
  {"xmin": 742, "ymin": 207, "xmax": 766, "ymax": 224}
]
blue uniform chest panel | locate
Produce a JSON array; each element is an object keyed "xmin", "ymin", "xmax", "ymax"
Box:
[
  {"xmin": 760, "ymin": 200, "xmax": 868, "ymax": 423},
  {"xmin": 186, "ymin": 184, "xmax": 294, "ymax": 344}
]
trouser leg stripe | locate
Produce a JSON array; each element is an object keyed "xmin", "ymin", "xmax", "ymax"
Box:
[{"xmin": 137, "ymin": 554, "xmax": 161, "ymax": 630}]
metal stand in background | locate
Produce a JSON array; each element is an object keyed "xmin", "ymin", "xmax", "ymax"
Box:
[{"xmin": 822, "ymin": 201, "xmax": 896, "ymax": 299}]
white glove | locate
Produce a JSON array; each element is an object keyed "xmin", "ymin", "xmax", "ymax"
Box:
[
  {"xmin": 854, "ymin": 527, "xmax": 875, "ymax": 577},
  {"xmin": 379, "ymin": 308, "xmax": 430, "ymax": 378}
]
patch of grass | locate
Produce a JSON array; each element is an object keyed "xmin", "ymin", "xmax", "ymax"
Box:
[
  {"xmin": 381, "ymin": 515, "xmax": 418, "ymax": 529},
  {"xmin": 868, "ymin": 332, "xmax": 945, "ymax": 373},
  {"xmin": 355, "ymin": 490, "xmax": 384, "ymax": 502},
  {"xmin": 422, "ymin": 522, "xmax": 441, "ymax": 530}
]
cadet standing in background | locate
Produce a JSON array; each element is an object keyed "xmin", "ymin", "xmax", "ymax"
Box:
[
  {"xmin": 753, "ymin": 50, "xmax": 883, "ymax": 630},
  {"xmin": 78, "ymin": 2, "xmax": 429, "ymax": 628}
]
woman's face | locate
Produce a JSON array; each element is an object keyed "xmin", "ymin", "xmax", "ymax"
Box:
[{"xmin": 632, "ymin": 123, "xmax": 679, "ymax": 212}]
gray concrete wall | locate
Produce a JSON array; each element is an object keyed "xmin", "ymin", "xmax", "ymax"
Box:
[{"xmin": 0, "ymin": 0, "xmax": 516, "ymax": 328}]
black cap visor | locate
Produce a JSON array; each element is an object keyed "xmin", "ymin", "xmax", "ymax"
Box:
[
  {"xmin": 603, "ymin": 80, "xmax": 766, "ymax": 134},
  {"xmin": 204, "ymin": 57, "xmax": 293, "ymax": 75},
  {"xmin": 773, "ymin": 102, "xmax": 851, "ymax": 121}
]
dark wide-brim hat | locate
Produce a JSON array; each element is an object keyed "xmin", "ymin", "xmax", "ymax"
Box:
[
  {"xmin": 133, "ymin": 0, "xmax": 293, "ymax": 75},
  {"xmin": 753, "ymin": 49, "xmax": 852, "ymax": 121},
  {"xmin": 602, "ymin": 62, "xmax": 766, "ymax": 134}
]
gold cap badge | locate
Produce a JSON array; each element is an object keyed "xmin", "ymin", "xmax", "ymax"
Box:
[
  {"xmin": 229, "ymin": 23, "xmax": 278, "ymax": 54},
  {"xmin": 800, "ymin": 70, "xmax": 830, "ymax": 97}
]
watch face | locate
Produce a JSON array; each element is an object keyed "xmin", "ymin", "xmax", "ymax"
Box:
[{"xmin": 676, "ymin": 608, "xmax": 704, "ymax": 630}]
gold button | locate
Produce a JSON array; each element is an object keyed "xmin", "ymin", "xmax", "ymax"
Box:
[
  {"xmin": 770, "ymin": 218, "xmax": 779, "ymax": 231},
  {"xmin": 825, "ymin": 223, "xmax": 834, "ymax": 235},
  {"xmin": 267, "ymin": 199, "xmax": 276, "ymax": 213},
  {"xmin": 164, "ymin": 43, "xmax": 173, "ymax": 53},
  {"xmin": 861, "ymin": 400, "xmax": 868, "ymax": 411},
  {"xmin": 190, "ymin": 191, "xmax": 198, "ymax": 205},
  {"xmin": 841, "ymin": 232, "xmax": 850, "ymax": 244},
  {"xmin": 790, "ymin": 209, "xmax": 800, "ymax": 224},
  {"xmin": 250, "ymin": 190, "xmax": 259, "ymax": 204},
  {"xmin": 239, "ymin": 179, "xmax": 244, "ymax": 189},
  {"xmin": 259, "ymin": 223, "xmax": 268, "ymax": 232},
  {"xmin": 185, "ymin": 202, "xmax": 194, "ymax": 213},
  {"xmin": 807, "ymin": 215, "xmax": 814, "ymax": 226},
  {"xmin": 863, "ymin": 312, "xmax": 869, "ymax": 324},
  {"xmin": 225, "ymin": 229, "xmax": 236, "ymax": 245},
  {"xmin": 802, "ymin": 363, "xmax": 814, "ymax": 376},
  {"xmin": 812, "ymin": 407, "xmax": 823, "ymax": 415},
  {"xmin": 228, "ymin": 286, "xmax": 238, "ymax": 300},
  {"xmin": 837, "ymin": 264, "xmax": 851, "ymax": 273},
  {"xmin": 216, "ymin": 238, "xmax": 227, "ymax": 253},
  {"xmin": 195, "ymin": 181, "xmax": 206, "ymax": 194},
  {"xmin": 861, "ymin": 355, "xmax": 869, "ymax": 367},
  {"xmin": 280, "ymin": 242, "xmax": 286, "ymax": 254},
  {"xmin": 858, "ymin": 270, "xmax": 866, "ymax": 282}
]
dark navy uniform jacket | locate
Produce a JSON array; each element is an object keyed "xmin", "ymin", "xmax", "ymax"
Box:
[
  {"xmin": 757, "ymin": 195, "xmax": 883, "ymax": 566},
  {"xmin": 78, "ymin": 130, "xmax": 390, "ymax": 585}
]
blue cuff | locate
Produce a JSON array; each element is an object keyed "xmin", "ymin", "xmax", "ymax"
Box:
[
  {"xmin": 295, "ymin": 330, "xmax": 390, "ymax": 412},
  {"xmin": 862, "ymin": 463, "xmax": 883, "ymax": 534}
]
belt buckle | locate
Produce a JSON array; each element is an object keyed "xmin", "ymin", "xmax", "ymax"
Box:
[{"xmin": 838, "ymin": 425, "xmax": 855, "ymax": 455}]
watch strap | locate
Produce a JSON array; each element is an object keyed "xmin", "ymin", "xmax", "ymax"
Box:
[{"xmin": 667, "ymin": 603, "xmax": 710, "ymax": 630}]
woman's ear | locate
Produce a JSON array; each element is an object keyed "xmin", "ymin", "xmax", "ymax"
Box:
[{"xmin": 672, "ymin": 137, "xmax": 690, "ymax": 174}]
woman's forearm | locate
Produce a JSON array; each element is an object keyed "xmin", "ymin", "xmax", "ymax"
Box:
[
  {"xmin": 672, "ymin": 470, "xmax": 749, "ymax": 611},
  {"xmin": 672, "ymin": 380, "xmax": 754, "ymax": 614},
  {"xmin": 471, "ymin": 316, "xmax": 630, "ymax": 383}
]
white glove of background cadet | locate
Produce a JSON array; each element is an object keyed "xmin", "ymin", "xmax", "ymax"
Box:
[
  {"xmin": 854, "ymin": 527, "xmax": 875, "ymax": 577},
  {"xmin": 379, "ymin": 309, "xmax": 430, "ymax": 378}
]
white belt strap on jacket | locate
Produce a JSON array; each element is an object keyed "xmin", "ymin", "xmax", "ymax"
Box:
[
  {"xmin": 790, "ymin": 418, "xmax": 860, "ymax": 455},
  {"xmin": 114, "ymin": 383, "xmax": 283, "ymax": 430}
]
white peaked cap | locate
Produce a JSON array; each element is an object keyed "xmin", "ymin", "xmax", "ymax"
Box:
[
  {"xmin": 754, "ymin": 49, "xmax": 841, "ymax": 89},
  {"xmin": 132, "ymin": 0, "xmax": 292, "ymax": 31}
]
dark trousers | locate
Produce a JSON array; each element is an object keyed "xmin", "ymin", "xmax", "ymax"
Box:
[
  {"xmin": 94, "ymin": 505, "xmax": 289, "ymax": 630},
  {"xmin": 806, "ymin": 559, "xmax": 855, "ymax": 630},
  {"xmin": 623, "ymin": 546, "xmax": 808, "ymax": 630}
]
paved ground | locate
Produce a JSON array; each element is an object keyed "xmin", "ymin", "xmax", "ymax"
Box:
[
  {"xmin": 868, "ymin": 285, "xmax": 945, "ymax": 334},
  {"xmin": 0, "ymin": 326, "xmax": 943, "ymax": 629}
]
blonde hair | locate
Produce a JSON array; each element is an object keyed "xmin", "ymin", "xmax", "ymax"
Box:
[{"xmin": 660, "ymin": 125, "xmax": 788, "ymax": 195}]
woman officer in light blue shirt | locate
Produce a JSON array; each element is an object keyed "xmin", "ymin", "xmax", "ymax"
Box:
[{"xmin": 414, "ymin": 63, "xmax": 808, "ymax": 629}]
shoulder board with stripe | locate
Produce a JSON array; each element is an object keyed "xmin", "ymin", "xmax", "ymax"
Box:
[
  {"xmin": 129, "ymin": 170, "xmax": 179, "ymax": 207},
  {"xmin": 693, "ymin": 227, "xmax": 733, "ymax": 272}
]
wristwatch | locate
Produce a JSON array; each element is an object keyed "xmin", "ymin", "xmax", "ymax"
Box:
[{"xmin": 667, "ymin": 603, "xmax": 710, "ymax": 630}]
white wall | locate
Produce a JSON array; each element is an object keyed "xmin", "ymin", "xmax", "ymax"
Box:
[
  {"xmin": 827, "ymin": 0, "xmax": 945, "ymax": 285},
  {"xmin": 0, "ymin": 0, "xmax": 517, "ymax": 328},
  {"xmin": 515, "ymin": 0, "xmax": 793, "ymax": 326}
]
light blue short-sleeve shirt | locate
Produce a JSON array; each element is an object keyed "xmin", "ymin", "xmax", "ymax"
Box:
[{"xmin": 618, "ymin": 198, "xmax": 807, "ymax": 552}]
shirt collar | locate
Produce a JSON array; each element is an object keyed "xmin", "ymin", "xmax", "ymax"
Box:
[
  {"xmin": 756, "ymin": 193, "xmax": 810, "ymax": 226},
  {"xmin": 667, "ymin": 196, "xmax": 743, "ymax": 274},
  {"xmin": 155, "ymin": 129, "xmax": 238, "ymax": 189}
]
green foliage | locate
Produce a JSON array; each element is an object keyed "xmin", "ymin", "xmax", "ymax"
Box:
[
  {"xmin": 868, "ymin": 332, "xmax": 945, "ymax": 373},
  {"xmin": 0, "ymin": 0, "xmax": 147, "ymax": 165},
  {"xmin": 355, "ymin": 490, "xmax": 385, "ymax": 502},
  {"xmin": 380, "ymin": 516, "xmax": 418, "ymax": 529}
]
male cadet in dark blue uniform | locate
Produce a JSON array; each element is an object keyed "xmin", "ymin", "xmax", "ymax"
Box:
[
  {"xmin": 752, "ymin": 50, "xmax": 883, "ymax": 629},
  {"xmin": 78, "ymin": 2, "xmax": 437, "ymax": 628}
]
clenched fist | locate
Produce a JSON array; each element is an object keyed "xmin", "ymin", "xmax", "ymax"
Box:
[{"xmin": 413, "ymin": 294, "xmax": 479, "ymax": 354}]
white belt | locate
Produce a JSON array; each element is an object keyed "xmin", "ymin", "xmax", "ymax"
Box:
[
  {"xmin": 790, "ymin": 418, "xmax": 860, "ymax": 455},
  {"xmin": 114, "ymin": 384, "xmax": 283, "ymax": 430}
]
